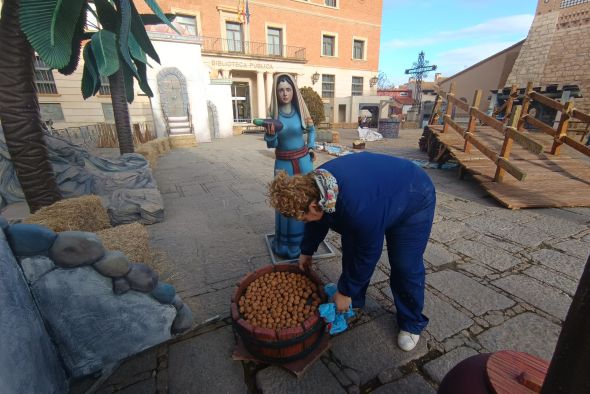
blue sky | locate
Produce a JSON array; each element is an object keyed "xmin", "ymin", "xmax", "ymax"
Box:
[{"xmin": 379, "ymin": 0, "xmax": 538, "ymax": 86}]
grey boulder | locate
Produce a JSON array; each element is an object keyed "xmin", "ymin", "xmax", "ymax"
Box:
[
  {"xmin": 126, "ymin": 263, "xmax": 158, "ymax": 292},
  {"xmin": 93, "ymin": 251, "xmax": 130, "ymax": 278},
  {"xmin": 50, "ymin": 231, "xmax": 105, "ymax": 268}
]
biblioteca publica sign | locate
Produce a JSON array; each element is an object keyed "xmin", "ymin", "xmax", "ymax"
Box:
[{"xmin": 209, "ymin": 60, "xmax": 274, "ymax": 70}]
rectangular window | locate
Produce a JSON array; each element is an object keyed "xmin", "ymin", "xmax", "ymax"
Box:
[
  {"xmin": 34, "ymin": 55, "xmax": 58, "ymax": 94},
  {"xmin": 325, "ymin": 0, "xmax": 337, "ymax": 7},
  {"xmin": 102, "ymin": 103, "xmax": 115, "ymax": 122},
  {"xmin": 353, "ymin": 40, "xmax": 364, "ymax": 60},
  {"xmin": 175, "ymin": 15, "xmax": 197, "ymax": 36},
  {"xmin": 267, "ymin": 28, "xmax": 283, "ymax": 56},
  {"xmin": 226, "ymin": 22, "xmax": 244, "ymax": 53},
  {"xmin": 322, "ymin": 74, "xmax": 335, "ymax": 98},
  {"xmin": 99, "ymin": 76, "xmax": 111, "ymax": 96},
  {"xmin": 322, "ymin": 35, "xmax": 335, "ymax": 56},
  {"xmin": 39, "ymin": 103, "xmax": 64, "ymax": 122},
  {"xmin": 351, "ymin": 77, "xmax": 363, "ymax": 96}
]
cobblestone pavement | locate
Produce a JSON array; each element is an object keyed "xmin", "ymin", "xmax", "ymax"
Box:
[{"xmin": 72, "ymin": 128, "xmax": 590, "ymax": 393}]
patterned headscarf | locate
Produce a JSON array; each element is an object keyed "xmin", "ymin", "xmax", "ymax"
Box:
[{"xmin": 312, "ymin": 169, "xmax": 338, "ymax": 213}]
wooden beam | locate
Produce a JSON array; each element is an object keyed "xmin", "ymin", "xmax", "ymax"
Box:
[
  {"xmin": 572, "ymin": 109, "xmax": 590, "ymax": 124},
  {"xmin": 495, "ymin": 106, "xmax": 521, "ymax": 182},
  {"xmin": 471, "ymin": 107, "xmax": 505, "ymax": 133},
  {"xmin": 464, "ymin": 131, "xmax": 527, "ymax": 181},
  {"xmin": 518, "ymin": 82, "xmax": 534, "ymax": 131},
  {"xmin": 506, "ymin": 127, "xmax": 544, "ymax": 155},
  {"xmin": 552, "ymin": 101, "xmax": 574, "ymax": 155},
  {"xmin": 530, "ymin": 91, "xmax": 566, "ymax": 112},
  {"xmin": 561, "ymin": 135, "xmax": 590, "ymax": 157},
  {"xmin": 448, "ymin": 95, "xmax": 470, "ymax": 113},
  {"xmin": 503, "ymin": 84, "xmax": 518, "ymax": 124},
  {"xmin": 523, "ymin": 114, "xmax": 557, "ymax": 137},
  {"xmin": 429, "ymin": 94, "xmax": 443, "ymax": 125},
  {"xmin": 443, "ymin": 114, "xmax": 465, "ymax": 136},
  {"xmin": 465, "ymin": 89, "xmax": 483, "ymax": 153},
  {"xmin": 442, "ymin": 82, "xmax": 456, "ymax": 133}
]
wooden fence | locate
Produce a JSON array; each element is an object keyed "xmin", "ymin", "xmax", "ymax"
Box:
[
  {"xmin": 49, "ymin": 122, "xmax": 156, "ymax": 149},
  {"xmin": 431, "ymin": 81, "xmax": 590, "ymax": 182}
]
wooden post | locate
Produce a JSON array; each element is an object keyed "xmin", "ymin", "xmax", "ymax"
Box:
[
  {"xmin": 517, "ymin": 82, "xmax": 534, "ymax": 131},
  {"xmin": 442, "ymin": 82, "xmax": 456, "ymax": 133},
  {"xmin": 551, "ymin": 100, "xmax": 574, "ymax": 155},
  {"xmin": 464, "ymin": 89, "xmax": 483, "ymax": 153},
  {"xmin": 503, "ymin": 84, "xmax": 518, "ymax": 124},
  {"xmin": 428, "ymin": 94, "xmax": 442, "ymax": 125},
  {"xmin": 494, "ymin": 105, "xmax": 522, "ymax": 182}
]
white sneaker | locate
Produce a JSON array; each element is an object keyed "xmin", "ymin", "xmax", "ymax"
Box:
[{"xmin": 397, "ymin": 330, "xmax": 420, "ymax": 351}]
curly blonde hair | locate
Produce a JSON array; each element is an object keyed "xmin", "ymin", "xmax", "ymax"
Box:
[{"xmin": 268, "ymin": 171, "xmax": 319, "ymax": 219}]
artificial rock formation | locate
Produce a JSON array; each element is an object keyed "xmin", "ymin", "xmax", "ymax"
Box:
[{"xmin": 2, "ymin": 222, "xmax": 193, "ymax": 378}]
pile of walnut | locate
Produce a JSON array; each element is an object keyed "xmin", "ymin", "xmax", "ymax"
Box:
[{"xmin": 239, "ymin": 271, "xmax": 322, "ymax": 330}]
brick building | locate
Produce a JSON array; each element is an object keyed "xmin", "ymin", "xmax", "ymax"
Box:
[
  {"xmin": 506, "ymin": 0, "xmax": 590, "ymax": 113},
  {"xmin": 4, "ymin": 0, "xmax": 383, "ymax": 141},
  {"xmin": 138, "ymin": 0, "xmax": 384, "ymax": 125}
]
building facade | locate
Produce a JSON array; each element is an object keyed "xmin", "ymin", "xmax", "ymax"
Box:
[
  {"xmin": 138, "ymin": 0, "xmax": 383, "ymax": 126},
  {"xmin": 2, "ymin": 0, "xmax": 383, "ymax": 141},
  {"xmin": 507, "ymin": 0, "xmax": 590, "ymax": 113}
]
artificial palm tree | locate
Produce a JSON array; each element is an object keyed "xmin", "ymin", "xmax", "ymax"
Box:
[
  {"xmin": 0, "ymin": 0, "xmax": 174, "ymax": 211},
  {"xmin": 0, "ymin": 0, "xmax": 62, "ymax": 212}
]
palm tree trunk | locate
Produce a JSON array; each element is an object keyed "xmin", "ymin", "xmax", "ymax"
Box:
[
  {"xmin": 108, "ymin": 68, "xmax": 134, "ymax": 154},
  {"xmin": 0, "ymin": 0, "xmax": 62, "ymax": 212}
]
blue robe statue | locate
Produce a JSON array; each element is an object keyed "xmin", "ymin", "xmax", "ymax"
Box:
[{"xmin": 264, "ymin": 74, "xmax": 316, "ymax": 259}]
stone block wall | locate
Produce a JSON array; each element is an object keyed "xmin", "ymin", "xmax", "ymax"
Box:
[{"xmin": 507, "ymin": 1, "xmax": 590, "ymax": 113}]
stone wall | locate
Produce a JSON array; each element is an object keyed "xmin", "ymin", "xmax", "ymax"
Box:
[{"xmin": 507, "ymin": 1, "xmax": 590, "ymax": 113}]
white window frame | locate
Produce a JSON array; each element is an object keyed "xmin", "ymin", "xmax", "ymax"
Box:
[
  {"xmin": 321, "ymin": 31, "xmax": 338, "ymax": 57},
  {"xmin": 322, "ymin": 74, "xmax": 335, "ymax": 98},
  {"xmin": 265, "ymin": 23, "xmax": 287, "ymax": 57},
  {"xmin": 172, "ymin": 8, "xmax": 202, "ymax": 36},
  {"xmin": 351, "ymin": 76, "xmax": 363, "ymax": 96},
  {"xmin": 325, "ymin": 0, "xmax": 337, "ymax": 7},
  {"xmin": 351, "ymin": 36, "xmax": 367, "ymax": 61}
]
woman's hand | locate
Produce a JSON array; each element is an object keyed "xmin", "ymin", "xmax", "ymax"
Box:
[
  {"xmin": 298, "ymin": 254, "xmax": 312, "ymax": 272},
  {"xmin": 265, "ymin": 122, "xmax": 275, "ymax": 136},
  {"xmin": 334, "ymin": 291, "xmax": 352, "ymax": 313}
]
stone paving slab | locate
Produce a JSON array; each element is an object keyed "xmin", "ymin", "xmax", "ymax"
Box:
[
  {"xmin": 427, "ymin": 271, "xmax": 514, "ymax": 315},
  {"xmin": 492, "ymin": 275, "xmax": 572, "ymax": 320},
  {"xmin": 167, "ymin": 326, "xmax": 247, "ymax": 394},
  {"xmin": 477, "ymin": 313, "xmax": 560, "ymax": 361},
  {"xmin": 429, "ymin": 220, "xmax": 472, "ymax": 243},
  {"xmin": 523, "ymin": 266, "xmax": 579, "ymax": 296},
  {"xmin": 423, "ymin": 346, "xmax": 479, "ymax": 384},
  {"xmin": 527, "ymin": 248, "xmax": 585, "ymax": 281},
  {"xmin": 183, "ymin": 286, "xmax": 235, "ymax": 323},
  {"xmin": 331, "ymin": 315, "xmax": 428, "ymax": 384},
  {"xmin": 548, "ymin": 238, "xmax": 590, "ymax": 260},
  {"xmin": 423, "ymin": 291, "xmax": 473, "ymax": 342},
  {"xmin": 374, "ymin": 373, "xmax": 436, "ymax": 394},
  {"xmin": 256, "ymin": 362, "xmax": 345, "ymax": 393},
  {"xmin": 424, "ymin": 242, "xmax": 460, "ymax": 267},
  {"xmin": 448, "ymin": 238, "xmax": 520, "ymax": 272},
  {"xmin": 467, "ymin": 233, "xmax": 524, "ymax": 254}
]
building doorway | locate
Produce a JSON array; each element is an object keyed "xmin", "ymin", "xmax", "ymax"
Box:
[
  {"xmin": 231, "ymin": 82, "xmax": 251, "ymax": 123},
  {"xmin": 338, "ymin": 104, "xmax": 346, "ymax": 123}
]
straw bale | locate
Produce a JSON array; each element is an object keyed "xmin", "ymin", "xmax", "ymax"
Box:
[
  {"xmin": 97, "ymin": 222, "xmax": 150, "ymax": 263},
  {"xmin": 24, "ymin": 195, "xmax": 111, "ymax": 232},
  {"xmin": 135, "ymin": 145, "xmax": 158, "ymax": 168}
]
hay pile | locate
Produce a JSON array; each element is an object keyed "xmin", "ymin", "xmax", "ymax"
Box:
[
  {"xmin": 135, "ymin": 138, "xmax": 171, "ymax": 168},
  {"xmin": 97, "ymin": 222, "xmax": 150, "ymax": 264},
  {"xmin": 24, "ymin": 195, "xmax": 111, "ymax": 232}
]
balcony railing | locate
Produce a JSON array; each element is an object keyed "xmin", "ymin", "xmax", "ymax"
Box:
[{"xmin": 201, "ymin": 36, "xmax": 306, "ymax": 61}]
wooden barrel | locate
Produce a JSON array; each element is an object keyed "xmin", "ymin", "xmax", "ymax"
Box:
[
  {"xmin": 230, "ymin": 264, "xmax": 327, "ymax": 364},
  {"xmin": 378, "ymin": 119, "xmax": 400, "ymax": 138}
]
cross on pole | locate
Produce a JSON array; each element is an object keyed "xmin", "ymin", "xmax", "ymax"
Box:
[{"xmin": 405, "ymin": 51, "xmax": 437, "ymax": 118}]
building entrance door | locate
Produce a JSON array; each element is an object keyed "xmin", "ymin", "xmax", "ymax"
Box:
[{"xmin": 231, "ymin": 82, "xmax": 251, "ymax": 123}]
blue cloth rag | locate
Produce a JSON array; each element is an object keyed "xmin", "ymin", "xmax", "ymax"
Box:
[{"xmin": 318, "ymin": 283, "xmax": 356, "ymax": 335}]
